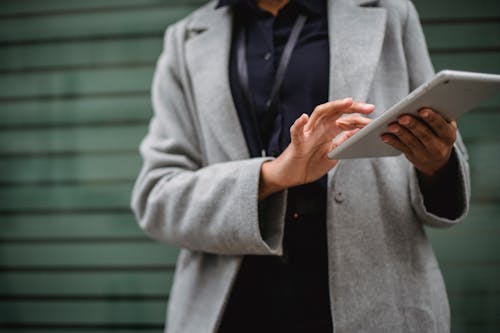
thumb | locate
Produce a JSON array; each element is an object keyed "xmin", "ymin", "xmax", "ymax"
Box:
[{"xmin": 331, "ymin": 128, "xmax": 360, "ymax": 149}]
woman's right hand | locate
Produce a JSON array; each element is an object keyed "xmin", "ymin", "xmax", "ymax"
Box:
[{"xmin": 259, "ymin": 97, "xmax": 374, "ymax": 199}]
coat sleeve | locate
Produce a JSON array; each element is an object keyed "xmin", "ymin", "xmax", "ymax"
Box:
[
  {"xmin": 403, "ymin": 1, "xmax": 471, "ymax": 227},
  {"xmin": 131, "ymin": 24, "xmax": 287, "ymax": 255}
]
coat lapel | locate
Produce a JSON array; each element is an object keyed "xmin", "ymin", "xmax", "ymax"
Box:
[
  {"xmin": 327, "ymin": 0, "xmax": 387, "ymax": 103},
  {"xmin": 185, "ymin": 4, "xmax": 250, "ymax": 161}
]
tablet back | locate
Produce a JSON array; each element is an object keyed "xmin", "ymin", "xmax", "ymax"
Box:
[{"xmin": 328, "ymin": 70, "xmax": 500, "ymax": 159}]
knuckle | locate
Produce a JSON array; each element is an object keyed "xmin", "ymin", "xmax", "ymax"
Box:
[
  {"xmin": 419, "ymin": 130, "xmax": 431, "ymax": 142},
  {"xmin": 406, "ymin": 142, "xmax": 416, "ymax": 151},
  {"xmin": 313, "ymin": 103, "xmax": 331, "ymax": 113},
  {"xmin": 407, "ymin": 121, "xmax": 417, "ymax": 131},
  {"xmin": 448, "ymin": 131, "xmax": 457, "ymax": 144},
  {"xmin": 440, "ymin": 131, "xmax": 455, "ymax": 146},
  {"xmin": 436, "ymin": 148, "xmax": 449, "ymax": 160},
  {"xmin": 435, "ymin": 122, "xmax": 446, "ymax": 132},
  {"xmin": 406, "ymin": 138, "xmax": 420, "ymax": 151}
]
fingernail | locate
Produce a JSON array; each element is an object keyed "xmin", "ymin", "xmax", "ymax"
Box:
[
  {"xmin": 399, "ymin": 117, "xmax": 410, "ymax": 125},
  {"xmin": 420, "ymin": 110, "xmax": 429, "ymax": 118},
  {"xmin": 381, "ymin": 135, "xmax": 390, "ymax": 143},
  {"xmin": 388, "ymin": 124, "xmax": 399, "ymax": 133}
]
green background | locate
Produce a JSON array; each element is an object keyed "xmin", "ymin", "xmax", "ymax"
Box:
[{"xmin": 0, "ymin": 0, "xmax": 499, "ymax": 332}]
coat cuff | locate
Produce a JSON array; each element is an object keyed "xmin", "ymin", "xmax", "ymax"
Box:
[
  {"xmin": 409, "ymin": 145, "xmax": 470, "ymax": 228},
  {"xmin": 246, "ymin": 158, "xmax": 287, "ymax": 255}
]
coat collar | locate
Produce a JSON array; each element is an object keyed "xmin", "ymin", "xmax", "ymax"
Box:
[
  {"xmin": 184, "ymin": 0, "xmax": 386, "ymax": 160},
  {"xmin": 327, "ymin": 0, "xmax": 387, "ymax": 101},
  {"xmin": 184, "ymin": 4, "xmax": 249, "ymax": 160}
]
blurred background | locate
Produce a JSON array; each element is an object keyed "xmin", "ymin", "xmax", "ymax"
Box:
[{"xmin": 0, "ymin": 0, "xmax": 499, "ymax": 332}]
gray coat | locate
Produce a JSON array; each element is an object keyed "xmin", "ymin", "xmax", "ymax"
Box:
[{"xmin": 131, "ymin": 0, "xmax": 471, "ymax": 332}]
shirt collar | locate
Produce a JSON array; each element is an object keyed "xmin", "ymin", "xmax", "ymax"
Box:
[{"xmin": 216, "ymin": 0, "xmax": 324, "ymax": 15}]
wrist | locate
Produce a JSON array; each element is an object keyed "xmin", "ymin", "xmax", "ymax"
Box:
[
  {"xmin": 417, "ymin": 150, "xmax": 455, "ymax": 188},
  {"xmin": 259, "ymin": 159, "xmax": 289, "ymax": 200}
]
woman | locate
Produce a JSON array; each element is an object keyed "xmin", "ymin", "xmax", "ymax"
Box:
[{"xmin": 131, "ymin": 0, "xmax": 470, "ymax": 332}]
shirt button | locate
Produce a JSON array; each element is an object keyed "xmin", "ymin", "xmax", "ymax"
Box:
[
  {"xmin": 334, "ymin": 192, "xmax": 345, "ymax": 203},
  {"xmin": 264, "ymin": 52, "xmax": 272, "ymax": 61}
]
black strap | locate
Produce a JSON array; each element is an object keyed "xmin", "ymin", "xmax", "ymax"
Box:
[{"xmin": 237, "ymin": 15, "xmax": 307, "ymax": 156}]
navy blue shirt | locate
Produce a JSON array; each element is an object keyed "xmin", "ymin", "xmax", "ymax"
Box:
[{"xmin": 216, "ymin": 1, "xmax": 333, "ymax": 331}]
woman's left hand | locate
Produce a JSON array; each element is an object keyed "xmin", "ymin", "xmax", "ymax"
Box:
[{"xmin": 381, "ymin": 108, "xmax": 457, "ymax": 178}]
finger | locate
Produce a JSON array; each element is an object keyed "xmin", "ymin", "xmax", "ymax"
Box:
[
  {"xmin": 387, "ymin": 122, "xmax": 426, "ymax": 153},
  {"xmin": 290, "ymin": 113, "xmax": 309, "ymax": 143},
  {"xmin": 305, "ymin": 97, "xmax": 353, "ymax": 132},
  {"xmin": 329, "ymin": 129, "xmax": 360, "ymax": 157},
  {"xmin": 345, "ymin": 102, "xmax": 376, "ymax": 115},
  {"xmin": 331, "ymin": 128, "xmax": 360, "ymax": 148},
  {"xmin": 397, "ymin": 115, "xmax": 444, "ymax": 155},
  {"xmin": 398, "ymin": 115, "xmax": 450, "ymax": 159},
  {"xmin": 450, "ymin": 120, "xmax": 458, "ymax": 130},
  {"xmin": 381, "ymin": 133, "xmax": 413, "ymax": 157},
  {"xmin": 306, "ymin": 99, "xmax": 374, "ymax": 132},
  {"xmin": 336, "ymin": 115, "xmax": 372, "ymax": 131},
  {"xmin": 419, "ymin": 108, "xmax": 456, "ymax": 145},
  {"xmin": 323, "ymin": 102, "xmax": 374, "ymax": 123}
]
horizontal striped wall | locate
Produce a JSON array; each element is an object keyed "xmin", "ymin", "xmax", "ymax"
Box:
[
  {"xmin": 0, "ymin": 1, "xmax": 200, "ymax": 332},
  {"xmin": 415, "ymin": 1, "xmax": 500, "ymax": 333},
  {"xmin": 0, "ymin": 0, "xmax": 499, "ymax": 332}
]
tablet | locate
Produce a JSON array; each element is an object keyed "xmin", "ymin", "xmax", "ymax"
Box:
[{"xmin": 328, "ymin": 70, "xmax": 500, "ymax": 160}]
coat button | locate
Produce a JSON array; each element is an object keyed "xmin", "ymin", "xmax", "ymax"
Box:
[
  {"xmin": 292, "ymin": 212, "xmax": 300, "ymax": 220},
  {"xmin": 334, "ymin": 192, "xmax": 345, "ymax": 203}
]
